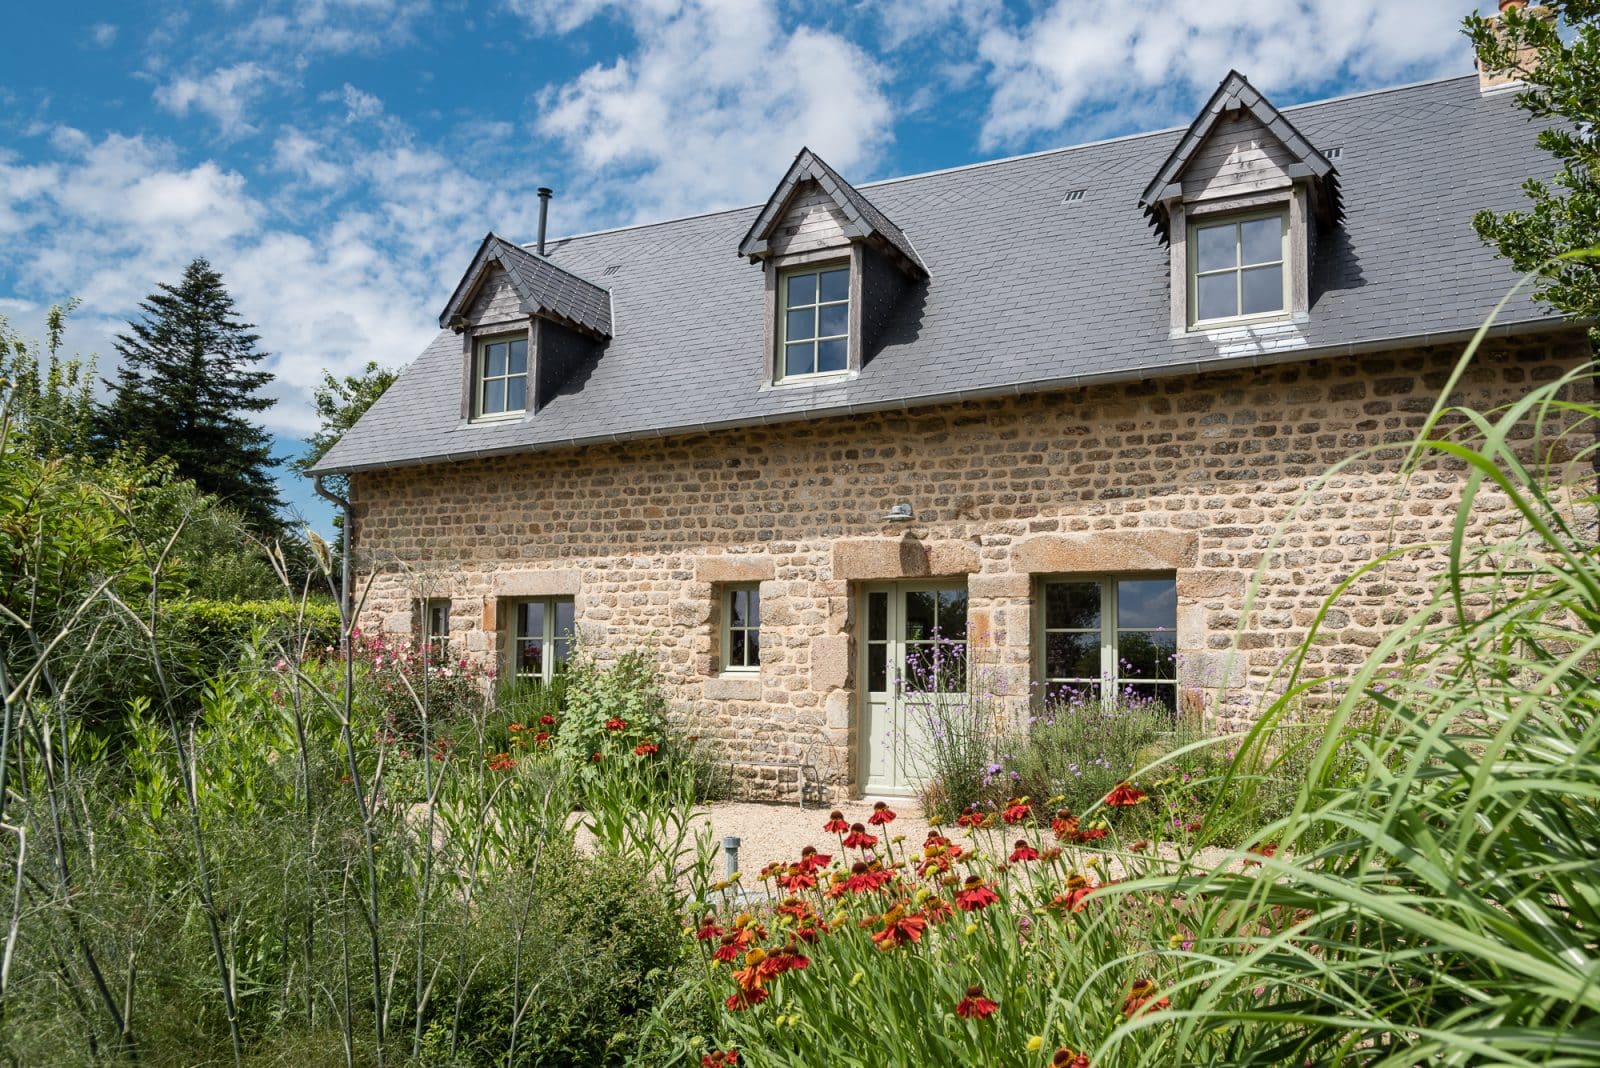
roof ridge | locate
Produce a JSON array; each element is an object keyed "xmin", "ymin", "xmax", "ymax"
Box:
[{"xmin": 528, "ymin": 71, "xmax": 1478, "ymax": 250}]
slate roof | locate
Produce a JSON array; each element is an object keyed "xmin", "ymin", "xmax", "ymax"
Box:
[
  {"xmin": 315, "ymin": 73, "xmax": 1571, "ymax": 475},
  {"xmin": 738, "ymin": 147, "xmax": 927, "ymax": 274},
  {"xmin": 1140, "ymin": 70, "xmax": 1342, "ymax": 239},
  {"xmin": 438, "ymin": 234, "xmax": 612, "ymax": 337}
]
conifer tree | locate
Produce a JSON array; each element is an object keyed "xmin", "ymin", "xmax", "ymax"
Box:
[{"xmin": 99, "ymin": 258, "xmax": 284, "ymax": 533}]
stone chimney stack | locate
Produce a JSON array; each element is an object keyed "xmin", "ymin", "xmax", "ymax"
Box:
[{"xmin": 1478, "ymin": 1, "xmax": 1556, "ymax": 94}]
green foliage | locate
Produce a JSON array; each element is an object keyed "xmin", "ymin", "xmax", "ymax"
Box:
[
  {"xmin": 97, "ymin": 257, "xmax": 284, "ymax": 534},
  {"xmin": 1467, "ymin": 2, "xmax": 1600, "ymax": 331},
  {"xmin": 556, "ymin": 649, "xmax": 671, "ymax": 776},
  {"xmin": 291, "ymin": 359, "xmax": 397, "ymax": 550},
  {"xmin": 0, "ymin": 298, "xmax": 98, "ymax": 458}
]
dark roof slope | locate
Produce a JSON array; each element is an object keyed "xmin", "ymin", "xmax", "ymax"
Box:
[
  {"xmin": 317, "ymin": 74, "xmax": 1568, "ymax": 475},
  {"xmin": 438, "ymin": 233, "xmax": 612, "ymax": 337}
]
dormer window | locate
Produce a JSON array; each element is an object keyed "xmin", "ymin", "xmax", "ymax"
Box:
[
  {"xmin": 1188, "ymin": 210, "xmax": 1288, "ymax": 327},
  {"xmin": 475, "ymin": 335, "xmax": 527, "ymax": 419},
  {"xmin": 780, "ymin": 264, "xmax": 851, "ymax": 381}
]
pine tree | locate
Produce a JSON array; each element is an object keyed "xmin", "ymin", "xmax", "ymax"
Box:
[{"xmin": 99, "ymin": 258, "xmax": 284, "ymax": 533}]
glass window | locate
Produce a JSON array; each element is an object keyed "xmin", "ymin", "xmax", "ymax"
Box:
[
  {"xmin": 512, "ymin": 597, "xmax": 575, "ymax": 684},
  {"xmin": 1038, "ymin": 577, "xmax": 1177, "ymax": 713},
  {"xmin": 1188, "ymin": 212, "xmax": 1287, "ymax": 327},
  {"xmin": 420, "ymin": 599, "xmax": 451, "ymax": 661},
  {"xmin": 476, "ymin": 335, "xmax": 528, "ymax": 418},
  {"xmin": 722, "ymin": 585, "xmax": 762, "ymax": 672},
  {"xmin": 778, "ymin": 265, "xmax": 850, "ymax": 381}
]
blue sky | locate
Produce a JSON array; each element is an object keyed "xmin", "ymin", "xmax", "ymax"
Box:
[{"xmin": 0, "ymin": 1, "xmax": 1490, "ymax": 533}]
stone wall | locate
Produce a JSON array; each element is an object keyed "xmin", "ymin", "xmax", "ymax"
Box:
[{"xmin": 347, "ymin": 334, "xmax": 1592, "ymax": 799}]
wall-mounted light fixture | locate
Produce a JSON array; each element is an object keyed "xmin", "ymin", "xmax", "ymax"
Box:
[{"xmin": 884, "ymin": 502, "xmax": 914, "ymax": 523}]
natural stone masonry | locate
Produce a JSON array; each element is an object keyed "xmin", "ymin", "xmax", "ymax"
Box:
[{"xmin": 347, "ymin": 336, "xmax": 1593, "ymax": 800}]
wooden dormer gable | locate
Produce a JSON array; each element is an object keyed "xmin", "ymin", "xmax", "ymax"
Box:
[
  {"xmin": 738, "ymin": 148, "xmax": 927, "ymax": 280},
  {"xmin": 1139, "ymin": 70, "xmax": 1342, "ymax": 243}
]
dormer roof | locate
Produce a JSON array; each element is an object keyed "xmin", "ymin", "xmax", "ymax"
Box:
[
  {"xmin": 738, "ymin": 148, "xmax": 928, "ymax": 277},
  {"xmin": 439, "ymin": 233, "xmax": 612, "ymax": 338},
  {"xmin": 1139, "ymin": 70, "xmax": 1343, "ymax": 240}
]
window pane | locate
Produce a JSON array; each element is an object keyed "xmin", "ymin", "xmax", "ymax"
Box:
[
  {"xmin": 507, "ymin": 338, "xmax": 528, "ymax": 375},
  {"xmin": 818, "ymin": 268, "xmax": 849, "ymax": 303},
  {"xmin": 505, "ymin": 375, "xmax": 526, "ymax": 412},
  {"xmin": 1118, "ymin": 630, "xmax": 1177, "ymax": 680},
  {"xmin": 817, "ymin": 303, "xmax": 848, "ymax": 338},
  {"xmin": 1240, "ymin": 217, "xmax": 1281, "ymax": 265},
  {"xmin": 817, "ymin": 338, "xmax": 848, "ymax": 373},
  {"xmin": 729, "ymin": 589, "xmax": 746, "ymax": 628},
  {"xmin": 1043, "ymin": 681, "xmax": 1101, "ymax": 707},
  {"xmin": 785, "ymin": 342, "xmax": 813, "ymax": 378},
  {"xmin": 747, "ymin": 631, "xmax": 760, "ymax": 667},
  {"xmin": 1117, "ymin": 579, "xmax": 1176, "ymax": 629},
  {"xmin": 903, "ymin": 591, "xmax": 936, "ymax": 642},
  {"xmin": 1045, "ymin": 582, "xmax": 1100, "ymax": 630},
  {"xmin": 518, "ymin": 601, "xmax": 545, "ymax": 640},
  {"xmin": 785, "ymin": 308, "xmax": 814, "ymax": 342},
  {"xmin": 1196, "ymin": 272, "xmax": 1236, "ymax": 321},
  {"xmin": 483, "ymin": 378, "xmax": 506, "ymax": 415},
  {"xmin": 554, "ymin": 599, "xmax": 575, "ymax": 639},
  {"xmin": 1195, "ymin": 223, "xmax": 1236, "ymax": 272},
  {"xmin": 518, "ymin": 640, "xmax": 544, "ymax": 678},
  {"xmin": 485, "ymin": 342, "xmax": 507, "ymax": 378},
  {"xmin": 867, "ymin": 642, "xmax": 887, "ymax": 693},
  {"xmin": 1240, "ymin": 264, "xmax": 1284, "ymax": 316},
  {"xmin": 786, "ymin": 272, "xmax": 816, "ymax": 307},
  {"xmin": 553, "ymin": 637, "xmax": 573, "ymax": 671},
  {"xmin": 746, "ymin": 588, "xmax": 760, "ymax": 628},
  {"xmin": 1045, "ymin": 632, "xmax": 1101, "ymax": 680},
  {"xmin": 937, "ymin": 589, "xmax": 968, "ymax": 641},
  {"xmin": 868, "ymin": 591, "xmax": 887, "ymax": 641},
  {"xmin": 729, "ymin": 629, "xmax": 746, "ymax": 667}
]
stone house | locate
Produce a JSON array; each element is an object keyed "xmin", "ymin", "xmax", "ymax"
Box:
[{"xmin": 312, "ymin": 65, "xmax": 1587, "ymax": 800}]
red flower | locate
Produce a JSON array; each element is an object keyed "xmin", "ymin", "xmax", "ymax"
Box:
[
  {"xmin": 701, "ymin": 1050, "xmax": 739, "ymax": 1067},
  {"xmin": 1009, "ymin": 839, "xmax": 1041, "ymax": 863},
  {"xmin": 605, "ymin": 717, "xmax": 627, "ymax": 731},
  {"xmin": 539, "ymin": 714, "xmax": 556, "ymax": 726},
  {"xmin": 1051, "ymin": 810, "xmax": 1081, "ymax": 842},
  {"xmin": 956, "ymin": 809, "xmax": 992, "ymax": 829},
  {"xmin": 508, "ymin": 723, "xmax": 525, "ymax": 732},
  {"xmin": 1046, "ymin": 873, "xmax": 1097, "ymax": 915},
  {"xmin": 724, "ymin": 988, "xmax": 767, "ymax": 1011},
  {"xmin": 1123, "ymin": 977, "xmax": 1171, "ymax": 1018},
  {"xmin": 1244, "ymin": 842, "xmax": 1278, "ymax": 867},
  {"xmin": 823, "ymin": 810, "xmax": 850, "ymax": 834},
  {"xmin": 828, "ymin": 861, "xmax": 893, "ymax": 897},
  {"xmin": 955, "ymin": 875, "xmax": 999, "ymax": 911},
  {"xmin": 693, "ymin": 918, "xmax": 724, "ymax": 941},
  {"xmin": 533, "ymin": 730, "xmax": 550, "ymax": 743},
  {"xmin": 955, "ymin": 984, "xmax": 998, "ymax": 1020},
  {"xmin": 590, "ymin": 752, "xmax": 604, "ymax": 763},
  {"xmin": 1052, "ymin": 1050, "xmax": 1091, "ymax": 1068},
  {"xmin": 870, "ymin": 907, "xmax": 927, "ymax": 950},
  {"xmin": 867, "ymin": 800, "xmax": 896, "ymax": 826},
  {"xmin": 920, "ymin": 896, "xmax": 953, "ymax": 924},
  {"xmin": 798, "ymin": 845, "xmax": 831, "ymax": 873},
  {"xmin": 1079, "ymin": 827, "xmax": 1108, "ymax": 842},
  {"xmin": 1002, "ymin": 798, "xmax": 1031, "ymax": 824},
  {"xmin": 777, "ymin": 866, "xmax": 817, "ymax": 893},
  {"xmin": 486, "ymin": 752, "xmax": 516, "ymax": 772},
  {"xmin": 633, "ymin": 742, "xmax": 660, "ymax": 756},
  {"xmin": 768, "ymin": 945, "xmax": 809, "ymax": 975},
  {"xmin": 841, "ymin": 823, "xmax": 878, "ymax": 851},
  {"xmin": 1104, "ymin": 782, "xmax": 1147, "ymax": 807}
]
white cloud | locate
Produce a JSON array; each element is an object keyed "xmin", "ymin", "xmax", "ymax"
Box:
[
  {"xmin": 971, "ymin": 0, "xmax": 1476, "ymax": 148},
  {"xmin": 232, "ymin": 0, "xmax": 436, "ymax": 58},
  {"xmin": 88, "ymin": 23, "xmax": 118, "ymax": 48},
  {"xmin": 340, "ymin": 83, "xmax": 383, "ymax": 122},
  {"xmin": 530, "ymin": 0, "xmax": 896, "ymax": 221},
  {"xmin": 271, "ymin": 128, "xmax": 345, "ymax": 186},
  {"xmin": 154, "ymin": 62, "xmax": 279, "ymax": 136}
]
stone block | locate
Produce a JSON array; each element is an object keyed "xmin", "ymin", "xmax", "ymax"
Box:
[
  {"xmin": 704, "ymin": 675, "xmax": 762, "ymax": 701},
  {"xmin": 968, "ymin": 572, "xmax": 1031, "ymax": 599},
  {"xmin": 694, "ymin": 555, "xmax": 776, "ymax": 583},
  {"xmin": 1176, "ymin": 568, "xmax": 1245, "ymax": 600},
  {"xmin": 490, "ymin": 568, "xmax": 581, "ymax": 597},
  {"xmin": 1012, "ymin": 531, "xmax": 1197, "ymax": 574},
  {"xmin": 831, "ymin": 537, "xmax": 979, "ymax": 580},
  {"xmin": 382, "ymin": 612, "xmax": 411, "ymax": 634},
  {"xmin": 811, "ymin": 635, "xmax": 851, "ymax": 690}
]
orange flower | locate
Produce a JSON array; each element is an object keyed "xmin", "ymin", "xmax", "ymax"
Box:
[
  {"xmin": 1002, "ymin": 798, "xmax": 1032, "ymax": 824},
  {"xmin": 538, "ymin": 714, "xmax": 556, "ymax": 726},
  {"xmin": 867, "ymin": 800, "xmax": 897, "ymax": 826},
  {"xmin": 1052, "ymin": 1050, "xmax": 1090, "ymax": 1068},
  {"xmin": 1123, "ymin": 977, "xmax": 1171, "ymax": 1018},
  {"xmin": 486, "ymin": 752, "xmax": 516, "ymax": 772},
  {"xmin": 1104, "ymin": 782, "xmax": 1147, "ymax": 807},
  {"xmin": 1046, "ymin": 873, "xmax": 1098, "ymax": 915},
  {"xmin": 955, "ymin": 875, "xmax": 1000, "ymax": 911},
  {"xmin": 633, "ymin": 741, "xmax": 659, "ymax": 756},
  {"xmin": 823, "ymin": 810, "xmax": 850, "ymax": 834},
  {"xmin": 777, "ymin": 865, "xmax": 817, "ymax": 893},
  {"xmin": 724, "ymin": 987, "xmax": 767, "ymax": 1011},
  {"xmin": 1051, "ymin": 810, "xmax": 1081, "ymax": 842},
  {"xmin": 508, "ymin": 723, "xmax": 525, "ymax": 732},
  {"xmin": 701, "ymin": 1050, "xmax": 739, "ymax": 1067},
  {"xmin": 841, "ymin": 823, "xmax": 878, "ymax": 850},
  {"xmin": 1009, "ymin": 839, "xmax": 1041, "ymax": 863},
  {"xmin": 955, "ymin": 984, "xmax": 998, "ymax": 1020},
  {"xmin": 869, "ymin": 906, "xmax": 927, "ymax": 950},
  {"xmin": 798, "ymin": 845, "xmax": 831, "ymax": 873}
]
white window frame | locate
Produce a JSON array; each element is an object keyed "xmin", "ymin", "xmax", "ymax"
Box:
[
  {"xmin": 420, "ymin": 598, "xmax": 450, "ymax": 662},
  {"xmin": 1034, "ymin": 575, "xmax": 1177, "ymax": 712},
  {"xmin": 776, "ymin": 262, "xmax": 851, "ymax": 383},
  {"xmin": 473, "ymin": 333, "xmax": 528, "ymax": 420},
  {"xmin": 720, "ymin": 584, "xmax": 762, "ymax": 673},
  {"xmin": 510, "ymin": 596, "xmax": 575, "ymax": 685},
  {"xmin": 1187, "ymin": 209, "xmax": 1290, "ymax": 329}
]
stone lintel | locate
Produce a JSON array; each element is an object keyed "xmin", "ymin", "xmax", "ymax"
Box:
[
  {"xmin": 831, "ymin": 537, "xmax": 979, "ymax": 581},
  {"xmin": 694, "ymin": 555, "xmax": 777, "ymax": 583},
  {"xmin": 1011, "ymin": 531, "xmax": 1196, "ymax": 574},
  {"xmin": 490, "ymin": 568, "xmax": 582, "ymax": 597},
  {"xmin": 704, "ymin": 674, "xmax": 762, "ymax": 701}
]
